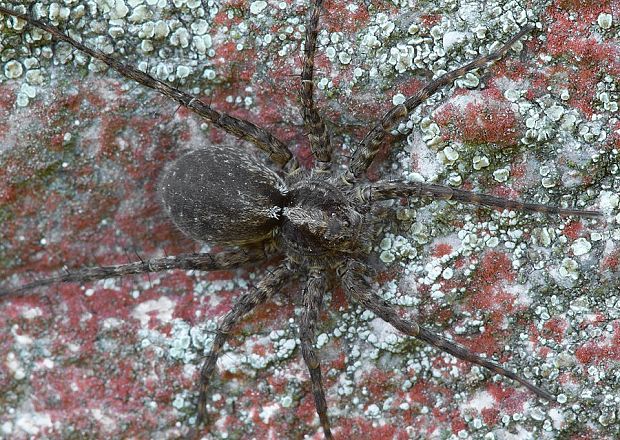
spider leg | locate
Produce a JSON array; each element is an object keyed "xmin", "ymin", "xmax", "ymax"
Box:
[
  {"xmin": 362, "ymin": 180, "xmax": 603, "ymax": 218},
  {"xmin": 344, "ymin": 25, "xmax": 534, "ymax": 181},
  {"xmin": 0, "ymin": 6, "xmax": 292, "ymax": 167},
  {"xmin": 341, "ymin": 260, "xmax": 555, "ymax": 401},
  {"xmin": 196, "ymin": 262, "xmax": 290, "ymax": 427},
  {"xmin": 299, "ymin": 272, "xmax": 333, "ymax": 439},
  {"xmin": 301, "ymin": 0, "xmax": 333, "ymax": 170},
  {"xmin": 0, "ymin": 247, "xmax": 267, "ymax": 297}
]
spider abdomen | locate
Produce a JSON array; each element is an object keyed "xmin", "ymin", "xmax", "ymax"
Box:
[{"xmin": 158, "ymin": 146, "xmax": 287, "ymax": 245}]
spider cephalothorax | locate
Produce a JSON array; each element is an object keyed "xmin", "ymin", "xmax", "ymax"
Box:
[
  {"xmin": 279, "ymin": 175, "xmax": 368, "ymax": 259},
  {"xmin": 0, "ymin": 2, "xmax": 604, "ymax": 439}
]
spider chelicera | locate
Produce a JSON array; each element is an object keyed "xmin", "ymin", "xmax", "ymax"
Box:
[{"xmin": 0, "ymin": 2, "xmax": 602, "ymax": 438}]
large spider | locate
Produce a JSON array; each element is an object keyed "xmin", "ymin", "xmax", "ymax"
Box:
[{"xmin": 0, "ymin": 2, "xmax": 606, "ymax": 438}]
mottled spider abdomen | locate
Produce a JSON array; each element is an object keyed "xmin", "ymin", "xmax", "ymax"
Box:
[{"xmin": 158, "ymin": 146, "xmax": 287, "ymax": 245}]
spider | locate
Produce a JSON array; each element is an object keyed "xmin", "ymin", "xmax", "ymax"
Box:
[{"xmin": 0, "ymin": 1, "xmax": 605, "ymax": 438}]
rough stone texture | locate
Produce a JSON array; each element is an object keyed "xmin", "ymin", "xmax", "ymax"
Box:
[{"xmin": 1, "ymin": 1, "xmax": 619, "ymax": 439}]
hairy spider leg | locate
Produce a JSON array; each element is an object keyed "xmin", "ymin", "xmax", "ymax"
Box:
[
  {"xmin": 195, "ymin": 263, "xmax": 291, "ymax": 428},
  {"xmin": 363, "ymin": 181, "xmax": 603, "ymax": 218},
  {"xmin": 300, "ymin": 0, "xmax": 333, "ymax": 170},
  {"xmin": 299, "ymin": 271, "xmax": 333, "ymax": 439},
  {"xmin": 341, "ymin": 260, "xmax": 555, "ymax": 401},
  {"xmin": 0, "ymin": 248, "xmax": 266, "ymax": 297},
  {"xmin": 344, "ymin": 25, "xmax": 534, "ymax": 181},
  {"xmin": 0, "ymin": 6, "xmax": 292, "ymax": 166}
]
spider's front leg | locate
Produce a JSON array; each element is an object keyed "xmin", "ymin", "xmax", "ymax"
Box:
[
  {"xmin": 0, "ymin": 6, "xmax": 292, "ymax": 166},
  {"xmin": 0, "ymin": 247, "xmax": 266, "ymax": 297},
  {"xmin": 361, "ymin": 181, "xmax": 603, "ymax": 218},
  {"xmin": 195, "ymin": 262, "xmax": 290, "ymax": 429},
  {"xmin": 341, "ymin": 260, "xmax": 555, "ymax": 402},
  {"xmin": 300, "ymin": 0, "xmax": 333, "ymax": 170},
  {"xmin": 298, "ymin": 271, "xmax": 333, "ymax": 439},
  {"xmin": 344, "ymin": 25, "xmax": 534, "ymax": 182}
]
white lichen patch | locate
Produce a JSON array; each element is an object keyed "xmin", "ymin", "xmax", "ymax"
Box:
[
  {"xmin": 599, "ymin": 190, "xmax": 619, "ymax": 215},
  {"xmin": 5, "ymin": 352, "xmax": 26, "ymax": 380},
  {"xmin": 131, "ymin": 296, "xmax": 176, "ymax": 327},
  {"xmin": 472, "ymin": 154, "xmax": 489, "ymax": 170},
  {"xmin": 558, "ymin": 257, "xmax": 579, "ymax": 280},
  {"xmin": 274, "ymin": 336, "xmax": 297, "ymax": 359},
  {"xmin": 571, "ymin": 237, "xmax": 592, "ymax": 256},
  {"xmin": 493, "ymin": 167, "xmax": 510, "ymax": 182},
  {"xmin": 258, "ymin": 403, "xmax": 281, "ymax": 423},
  {"xmin": 455, "ymin": 72, "xmax": 480, "ymax": 89},
  {"xmin": 249, "ymin": 1, "xmax": 267, "ymax": 15},
  {"xmin": 378, "ymin": 233, "xmax": 418, "ymax": 264},
  {"xmin": 4, "ymin": 60, "xmax": 24, "ymax": 79},
  {"xmin": 13, "ymin": 413, "xmax": 52, "ymax": 436},
  {"xmin": 441, "ymin": 145, "xmax": 460, "ymax": 163},
  {"xmin": 597, "ymin": 13, "xmax": 613, "ymax": 30},
  {"xmin": 17, "ymin": 306, "xmax": 43, "ymax": 319},
  {"xmin": 392, "ymin": 93, "xmax": 406, "ymax": 106}
]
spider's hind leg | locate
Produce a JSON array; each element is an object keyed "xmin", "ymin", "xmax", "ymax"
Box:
[
  {"xmin": 0, "ymin": 247, "xmax": 266, "ymax": 297},
  {"xmin": 299, "ymin": 271, "xmax": 333, "ymax": 439},
  {"xmin": 341, "ymin": 260, "xmax": 555, "ymax": 402},
  {"xmin": 301, "ymin": 0, "xmax": 333, "ymax": 171}
]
